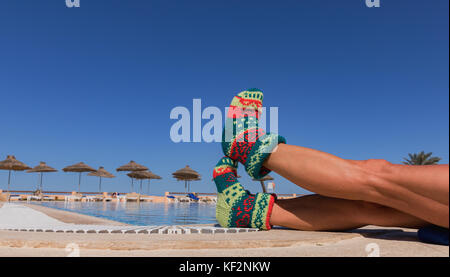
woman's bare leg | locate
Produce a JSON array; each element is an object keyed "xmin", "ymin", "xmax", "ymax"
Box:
[
  {"xmin": 270, "ymin": 194, "xmax": 428, "ymax": 231},
  {"xmin": 264, "ymin": 144, "xmax": 449, "ymax": 228}
]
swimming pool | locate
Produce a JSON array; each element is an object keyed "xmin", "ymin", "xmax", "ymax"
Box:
[{"xmin": 37, "ymin": 201, "xmax": 217, "ymax": 226}]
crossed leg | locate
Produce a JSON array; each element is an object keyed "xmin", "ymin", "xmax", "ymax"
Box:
[{"xmin": 264, "ymin": 144, "xmax": 449, "ymax": 228}]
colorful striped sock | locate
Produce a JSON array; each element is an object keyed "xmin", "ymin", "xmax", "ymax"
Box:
[
  {"xmin": 213, "ymin": 156, "xmax": 276, "ymax": 230},
  {"xmin": 222, "ymin": 88, "xmax": 286, "ymax": 179}
]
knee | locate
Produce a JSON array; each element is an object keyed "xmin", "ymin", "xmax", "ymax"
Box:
[
  {"xmin": 355, "ymin": 159, "xmax": 395, "ymax": 202},
  {"xmin": 360, "ymin": 159, "xmax": 393, "ymax": 174}
]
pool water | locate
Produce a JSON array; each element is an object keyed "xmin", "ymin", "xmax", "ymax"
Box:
[{"xmin": 37, "ymin": 201, "xmax": 217, "ymax": 226}]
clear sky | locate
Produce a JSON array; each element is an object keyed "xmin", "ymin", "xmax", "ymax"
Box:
[{"xmin": 0, "ymin": 0, "xmax": 448, "ymax": 195}]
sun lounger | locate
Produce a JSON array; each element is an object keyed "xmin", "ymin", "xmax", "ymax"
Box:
[
  {"xmin": 85, "ymin": 195, "xmax": 103, "ymax": 202},
  {"xmin": 199, "ymin": 197, "xmax": 214, "ymax": 203},
  {"xmin": 176, "ymin": 196, "xmax": 191, "ymax": 203},
  {"xmin": 9, "ymin": 195, "xmax": 23, "ymax": 201},
  {"xmin": 166, "ymin": 195, "xmax": 177, "ymax": 203},
  {"xmin": 187, "ymin": 193, "xmax": 199, "ymax": 202},
  {"xmin": 65, "ymin": 195, "xmax": 82, "ymax": 202},
  {"xmin": 103, "ymin": 196, "xmax": 113, "ymax": 202},
  {"xmin": 125, "ymin": 193, "xmax": 140, "ymax": 202},
  {"xmin": 27, "ymin": 195, "xmax": 42, "ymax": 201},
  {"xmin": 140, "ymin": 196, "xmax": 153, "ymax": 202},
  {"xmin": 42, "ymin": 195, "xmax": 56, "ymax": 201},
  {"xmin": 210, "ymin": 196, "xmax": 217, "ymax": 203}
]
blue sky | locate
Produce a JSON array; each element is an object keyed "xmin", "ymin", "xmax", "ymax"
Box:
[{"xmin": 0, "ymin": 0, "xmax": 448, "ymax": 195}]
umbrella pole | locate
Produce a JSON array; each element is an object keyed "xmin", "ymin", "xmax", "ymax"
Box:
[
  {"xmin": 99, "ymin": 177, "xmax": 102, "ymax": 192},
  {"xmin": 131, "ymin": 178, "xmax": 134, "ymax": 192},
  {"xmin": 7, "ymin": 170, "xmax": 11, "ymax": 192},
  {"xmin": 140, "ymin": 180, "xmax": 142, "ymax": 194},
  {"xmin": 40, "ymin": 172, "xmax": 43, "ymax": 191},
  {"xmin": 147, "ymin": 180, "xmax": 150, "ymax": 195},
  {"xmin": 35, "ymin": 174, "xmax": 39, "ymax": 191},
  {"xmin": 78, "ymin": 172, "xmax": 82, "ymax": 192},
  {"xmin": 260, "ymin": 181, "xmax": 267, "ymax": 193}
]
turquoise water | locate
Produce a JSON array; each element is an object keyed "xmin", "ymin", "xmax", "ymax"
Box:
[{"xmin": 37, "ymin": 201, "xmax": 217, "ymax": 226}]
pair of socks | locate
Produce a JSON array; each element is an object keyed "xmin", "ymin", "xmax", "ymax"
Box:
[{"xmin": 213, "ymin": 89, "xmax": 285, "ymax": 230}]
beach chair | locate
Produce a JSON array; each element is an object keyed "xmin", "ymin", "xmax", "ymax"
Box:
[
  {"xmin": 42, "ymin": 195, "xmax": 56, "ymax": 201},
  {"xmin": 27, "ymin": 195, "xmax": 43, "ymax": 201},
  {"xmin": 200, "ymin": 197, "xmax": 213, "ymax": 203},
  {"xmin": 125, "ymin": 193, "xmax": 140, "ymax": 202},
  {"xmin": 166, "ymin": 195, "xmax": 176, "ymax": 203},
  {"xmin": 103, "ymin": 195, "xmax": 113, "ymax": 202},
  {"xmin": 65, "ymin": 193, "xmax": 82, "ymax": 202},
  {"xmin": 9, "ymin": 195, "xmax": 23, "ymax": 201},
  {"xmin": 176, "ymin": 196, "xmax": 191, "ymax": 203},
  {"xmin": 187, "ymin": 193, "xmax": 199, "ymax": 202},
  {"xmin": 85, "ymin": 195, "xmax": 103, "ymax": 202},
  {"xmin": 140, "ymin": 195, "xmax": 153, "ymax": 202}
]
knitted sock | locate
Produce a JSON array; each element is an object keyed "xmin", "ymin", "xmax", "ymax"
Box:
[
  {"xmin": 213, "ymin": 156, "xmax": 276, "ymax": 230},
  {"xmin": 222, "ymin": 88, "xmax": 286, "ymax": 179}
]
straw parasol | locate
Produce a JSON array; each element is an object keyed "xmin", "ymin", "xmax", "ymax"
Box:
[
  {"xmin": 88, "ymin": 166, "xmax": 115, "ymax": 192},
  {"xmin": 27, "ymin": 162, "xmax": 58, "ymax": 191},
  {"xmin": 63, "ymin": 162, "xmax": 96, "ymax": 192},
  {"xmin": 116, "ymin": 160, "xmax": 148, "ymax": 192},
  {"xmin": 172, "ymin": 165, "xmax": 201, "ymax": 193},
  {"xmin": 0, "ymin": 155, "xmax": 31, "ymax": 192},
  {"xmin": 127, "ymin": 171, "xmax": 149, "ymax": 194},
  {"xmin": 253, "ymin": 175, "xmax": 274, "ymax": 193},
  {"xmin": 146, "ymin": 171, "xmax": 162, "ymax": 195}
]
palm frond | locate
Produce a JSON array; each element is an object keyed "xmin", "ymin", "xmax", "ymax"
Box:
[{"xmin": 403, "ymin": 151, "xmax": 442, "ymax": 165}]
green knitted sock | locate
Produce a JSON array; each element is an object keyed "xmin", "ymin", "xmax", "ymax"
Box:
[
  {"xmin": 222, "ymin": 88, "xmax": 286, "ymax": 179},
  {"xmin": 213, "ymin": 156, "xmax": 276, "ymax": 230}
]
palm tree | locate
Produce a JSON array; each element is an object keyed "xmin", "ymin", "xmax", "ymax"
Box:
[{"xmin": 402, "ymin": 151, "xmax": 442, "ymax": 165}]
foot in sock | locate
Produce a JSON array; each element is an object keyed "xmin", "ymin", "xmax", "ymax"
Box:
[
  {"xmin": 222, "ymin": 88, "xmax": 286, "ymax": 179},
  {"xmin": 213, "ymin": 156, "xmax": 276, "ymax": 230}
]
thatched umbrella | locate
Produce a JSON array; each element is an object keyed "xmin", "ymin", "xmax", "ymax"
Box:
[
  {"xmin": 26, "ymin": 162, "xmax": 58, "ymax": 191},
  {"xmin": 63, "ymin": 162, "xmax": 96, "ymax": 192},
  {"xmin": 88, "ymin": 166, "xmax": 115, "ymax": 192},
  {"xmin": 172, "ymin": 165, "xmax": 201, "ymax": 193},
  {"xmin": 116, "ymin": 161, "xmax": 148, "ymax": 192},
  {"xmin": 129, "ymin": 171, "xmax": 163, "ymax": 195},
  {"xmin": 146, "ymin": 172, "xmax": 162, "ymax": 195},
  {"xmin": 127, "ymin": 171, "xmax": 150, "ymax": 194},
  {"xmin": 0, "ymin": 155, "xmax": 31, "ymax": 192},
  {"xmin": 126, "ymin": 171, "xmax": 162, "ymax": 194},
  {"xmin": 252, "ymin": 175, "xmax": 274, "ymax": 193}
]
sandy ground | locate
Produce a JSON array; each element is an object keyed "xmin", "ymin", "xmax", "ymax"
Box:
[{"xmin": 0, "ymin": 202, "xmax": 448, "ymax": 257}]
